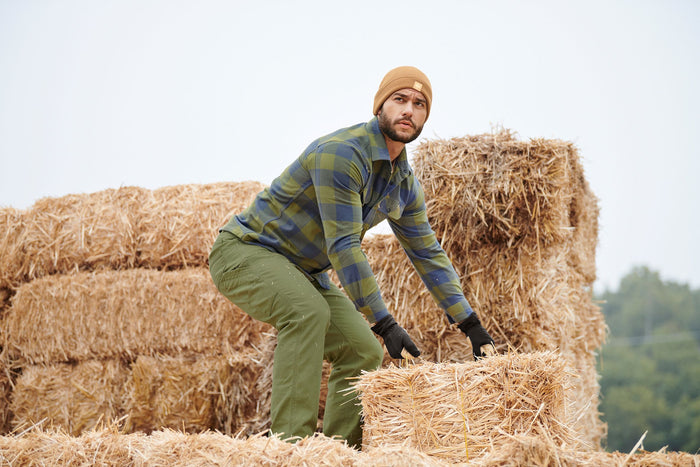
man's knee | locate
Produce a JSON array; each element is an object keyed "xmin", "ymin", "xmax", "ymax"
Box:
[{"xmin": 275, "ymin": 292, "xmax": 331, "ymax": 334}]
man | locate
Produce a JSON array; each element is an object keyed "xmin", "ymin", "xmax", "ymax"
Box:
[{"xmin": 209, "ymin": 66, "xmax": 495, "ymax": 448}]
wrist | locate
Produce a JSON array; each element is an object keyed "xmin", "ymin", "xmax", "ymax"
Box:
[
  {"xmin": 457, "ymin": 313, "xmax": 481, "ymax": 334},
  {"xmin": 371, "ymin": 314, "xmax": 396, "ymax": 337}
]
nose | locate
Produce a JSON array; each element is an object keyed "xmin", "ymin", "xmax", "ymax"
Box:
[{"xmin": 401, "ymin": 102, "xmax": 414, "ymax": 117}]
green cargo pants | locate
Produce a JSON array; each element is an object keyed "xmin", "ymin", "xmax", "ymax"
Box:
[{"xmin": 209, "ymin": 231, "xmax": 384, "ymax": 448}]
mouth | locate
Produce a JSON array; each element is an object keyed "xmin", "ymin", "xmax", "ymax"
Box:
[{"xmin": 396, "ymin": 119, "xmax": 414, "ymax": 129}]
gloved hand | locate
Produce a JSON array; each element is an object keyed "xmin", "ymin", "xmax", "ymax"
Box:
[
  {"xmin": 371, "ymin": 315, "xmax": 421, "ymax": 359},
  {"xmin": 458, "ymin": 313, "xmax": 496, "ymax": 359}
]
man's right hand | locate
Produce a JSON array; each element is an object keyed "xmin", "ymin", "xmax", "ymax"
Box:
[{"xmin": 371, "ymin": 315, "xmax": 421, "ymax": 359}]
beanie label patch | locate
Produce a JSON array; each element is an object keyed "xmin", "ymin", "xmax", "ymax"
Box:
[{"xmin": 413, "ymin": 81, "xmax": 423, "ymax": 92}]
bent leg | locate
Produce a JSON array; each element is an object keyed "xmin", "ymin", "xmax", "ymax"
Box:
[
  {"xmin": 320, "ymin": 283, "xmax": 384, "ymax": 448},
  {"xmin": 209, "ymin": 232, "xmax": 329, "ymax": 440}
]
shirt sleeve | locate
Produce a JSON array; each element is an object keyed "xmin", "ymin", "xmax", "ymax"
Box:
[
  {"xmin": 305, "ymin": 142, "xmax": 391, "ymax": 323},
  {"xmin": 388, "ymin": 179, "xmax": 474, "ymax": 324}
]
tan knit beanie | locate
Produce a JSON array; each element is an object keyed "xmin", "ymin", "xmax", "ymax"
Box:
[{"xmin": 373, "ymin": 66, "xmax": 432, "ymax": 118}]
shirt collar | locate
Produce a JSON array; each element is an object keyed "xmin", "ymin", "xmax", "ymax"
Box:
[{"xmin": 366, "ymin": 117, "xmax": 410, "ymax": 167}]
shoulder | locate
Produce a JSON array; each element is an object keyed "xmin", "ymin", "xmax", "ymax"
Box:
[{"xmin": 302, "ymin": 122, "xmax": 373, "ymax": 169}]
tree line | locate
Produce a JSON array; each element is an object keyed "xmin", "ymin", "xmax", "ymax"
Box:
[{"xmin": 596, "ymin": 266, "xmax": 700, "ymax": 453}]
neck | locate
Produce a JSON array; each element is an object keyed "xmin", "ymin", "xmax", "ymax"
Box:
[{"xmin": 384, "ymin": 135, "xmax": 405, "ymax": 162}]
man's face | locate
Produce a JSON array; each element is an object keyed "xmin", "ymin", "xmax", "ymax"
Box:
[{"xmin": 377, "ymin": 88, "xmax": 428, "ymax": 144}]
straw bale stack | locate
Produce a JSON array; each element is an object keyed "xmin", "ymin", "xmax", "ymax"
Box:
[
  {"xmin": 407, "ymin": 129, "xmax": 604, "ymax": 357},
  {"xmin": 10, "ymin": 359, "xmax": 129, "ymax": 436},
  {"xmin": 355, "ymin": 352, "xmax": 580, "ymax": 464},
  {"xmin": 358, "ymin": 129, "xmax": 606, "ymax": 446},
  {"xmin": 2, "ymin": 268, "xmax": 271, "ymax": 365},
  {"xmin": 9, "ymin": 347, "xmax": 276, "ymax": 437},
  {"xmin": 0, "ymin": 428, "xmax": 449, "ymax": 466},
  {"xmin": 0, "ymin": 181, "xmax": 280, "ymax": 437},
  {"xmin": 362, "ymin": 234, "xmax": 604, "ymax": 446}
]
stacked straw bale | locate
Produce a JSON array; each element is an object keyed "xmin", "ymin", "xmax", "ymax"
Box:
[
  {"xmin": 355, "ymin": 352, "xmax": 578, "ymax": 463},
  {"xmin": 2, "ymin": 268, "xmax": 270, "ymax": 364},
  {"xmin": 0, "ymin": 128, "xmax": 614, "ymax": 458},
  {"xmin": 0, "ymin": 428, "xmax": 449, "ymax": 466},
  {"xmin": 361, "ymin": 129, "xmax": 606, "ymax": 447},
  {"xmin": 357, "ymin": 354, "xmax": 700, "ymax": 465},
  {"xmin": 0, "ymin": 181, "xmax": 265, "ymax": 295},
  {"xmin": 0, "ymin": 181, "xmax": 279, "ymax": 436},
  {"xmin": 8, "ymin": 344, "xmax": 275, "ymax": 437},
  {"xmin": 409, "ymin": 129, "xmax": 604, "ymax": 356},
  {"xmin": 0, "ymin": 187, "xmax": 147, "ymax": 292}
]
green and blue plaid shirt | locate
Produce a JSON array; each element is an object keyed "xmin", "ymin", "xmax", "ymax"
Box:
[{"xmin": 223, "ymin": 117, "xmax": 473, "ymax": 324}]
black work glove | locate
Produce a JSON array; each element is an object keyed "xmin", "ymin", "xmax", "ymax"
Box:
[
  {"xmin": 371, "ymin": 315, "xmax": 421, "ymax": 359},
  {"xmin": 458, "ymin": 313, "xmax": 495, "ymax": 359}
]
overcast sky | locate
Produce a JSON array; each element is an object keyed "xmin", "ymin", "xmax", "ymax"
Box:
[{"xmin": 1, "ymin": 0, "xmax": 698, "ymax": 291}]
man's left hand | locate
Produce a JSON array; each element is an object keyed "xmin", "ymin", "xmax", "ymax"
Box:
[{"xmin": 457, "ymin": 313, "xmax": 496, "ymax": 359}]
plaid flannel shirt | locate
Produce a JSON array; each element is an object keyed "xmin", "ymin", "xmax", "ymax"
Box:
[{"xmin": 222, "ymin": 117, "xmax": 473, "ymax": 324}]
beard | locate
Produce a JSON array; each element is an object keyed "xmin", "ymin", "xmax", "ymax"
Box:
[{"xmin": 377, "ymin": 111, "xmax": 424, "ymax": 144}]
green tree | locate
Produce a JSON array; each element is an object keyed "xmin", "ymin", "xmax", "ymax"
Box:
[{"xmin": 597, "ymin": 266, "xmax": 700, "ymax": 453}]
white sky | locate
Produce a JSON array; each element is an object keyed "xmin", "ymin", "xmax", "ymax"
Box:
[{"xmin": 1, "ymin": 0, "xmax": 698, "ymax": 291}]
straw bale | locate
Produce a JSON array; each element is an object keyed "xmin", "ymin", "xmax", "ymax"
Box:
[
  {"xmin": 10, "ymin": 359, "xmax": 128, "ymax": 436},
  {"xmin": 124, "ymin": 351, "xmax": 269, "ymax": 435},
  {"xmin": 135, "ymin": 429, "xmax": 447, "ymax": 466},
  {"xmin": 135, "ymin": 430, "xmax": 362, "ymax": 466},
  {"xmin": 0, "ymin": 182, "xmax": 265, "ymax": 294},
  {"xmin": 0, "ymin": 426, "xmax": 449, "ymax": 466},
  {"xmin": 9, "ymin": 187, "xmax": 146, "ymax": 287},
  {"xmin": 4, "ymin": 428, "xmax": 697, "ymax": 467},
  {"xmin": 412, "ymin": 129, "xmax": 591, "ymax": 253},
  {"xmin": 0, "ymin": 426, "xmax": 144, "ymax": 466},
  {"xmin": 473, "ymin": 433, "xmax": 700, "ymax": 467},
  {"xmin": 2, "ymin": 268, "xmax": 272, "ymax": 365},
  {"xmin": 136, "ymin": 181, "xmax": 265, "ymax": 269},
  {"xmin": 8, "ymin": 346, "xmax": 276, "ymax": 438},
  {"xmin": 355, "ymin": 351, "xmax": 580, "ymax": 463}
]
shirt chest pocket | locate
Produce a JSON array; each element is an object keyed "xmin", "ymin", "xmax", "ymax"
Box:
[{"xmin": 378, "ymin": 195, "xmax": 405, "ymax": 220}]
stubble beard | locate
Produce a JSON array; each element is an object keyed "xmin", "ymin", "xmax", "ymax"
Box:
[{"xmin": 378, "ymin": 111, "xmax": 424, "ymax": 144}]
